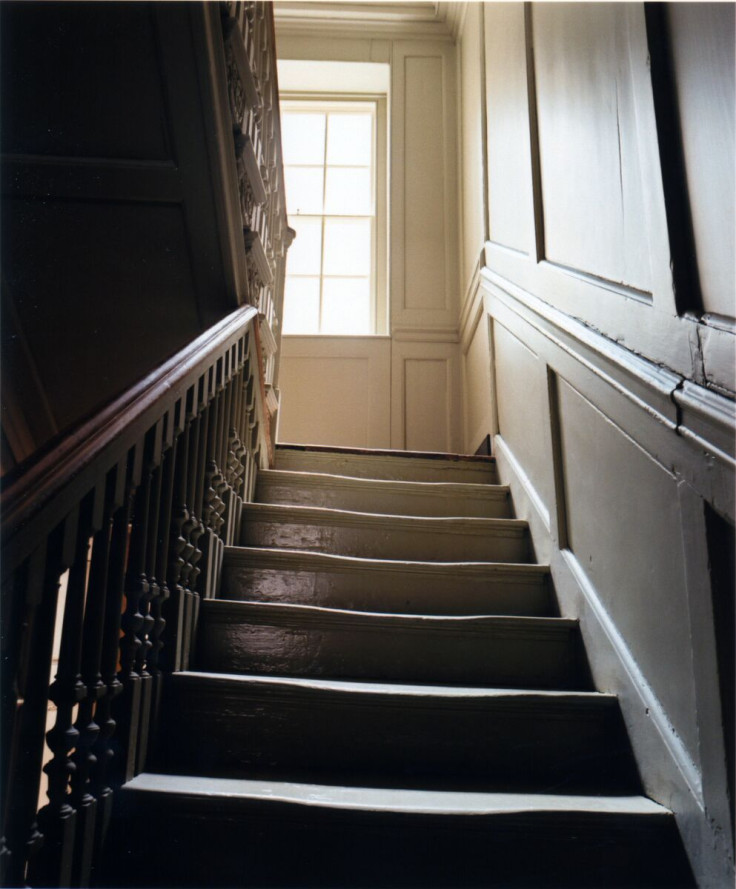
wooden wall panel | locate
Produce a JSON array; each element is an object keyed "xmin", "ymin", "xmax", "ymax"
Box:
[
  {"xmin": 404, "ymin": 57, "xmax": 447, "ymax": 312},
  {"xmin": 391, "ymin": 41, "xmax": 458, "ymax": 334},
  {"xmin": 532, "ymin": 3, "xmax": 653, "ymax": 293},
  {"xmin": 3, "ymin": 199, "xmax": 202, "ymax": 435},
  {"xmin": 278, "ymin": 337, "xmax": 391, "ymax": 448},
  {"xmin": 557, "ymin": 376, "xmax": 699, "ymax": 762},
  {"xmin": 463, "ymin": 314, "xmax": 494, "ymax": 454},
  {"xmin": 666, "ymin": 3, "xmax": 735, "ymax": 319},
  {"xmin": 2, "ymin": 3, "xmax": 171, "ymax": 161},
  {"xmin": 458, "ymin": 2, "xmax": 486, "ymax": 291},
  {"xmin": 391, "ymin": 340, "xmax": 461, "ymax": 452},
  {"xmin": 404, "ymin": 359, "xmax": 449, "ymax": 452},
  {"xmin": 483, "ymin": 3, "xmax": 535, "ymax": 256},
  {"xmin": 492, "ymin": 319, "xmax": 553, "ymax": 523}
]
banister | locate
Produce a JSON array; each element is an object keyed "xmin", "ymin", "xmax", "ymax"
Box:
[
  {"xmin": 2, "ymin": 305, "xmax": 260, "ymax": 569},
  {"xmin": 1, "ymin": 303, "xmax": 270, "ymax": 887},
  {"xmin": 0, "ymin": 4, "xmax": 291, "ymax": 885}
]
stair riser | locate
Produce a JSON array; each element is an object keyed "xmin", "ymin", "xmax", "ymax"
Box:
[
  {"xmin": 240, "ymin": 515, "xmax": 529, "ymax": 563},
  {"xmin": 111, "ymin": 792, "xmax": 692, "ymax": 888},
  {"xmin": 275, "ymin": 450, "xmax": 498, "ymax": 484},
  {"xmin": 196, "ymin": 613, "xmax": 588, "ymax": 689},
  {"xmin": 256, "ymin": 475, "xmax": 511, "ymax": 518},
  {"xmin": 221, "ymin": 555, "xmax": 553, "ymax": 615},
  {"xmin": 159, "ymin": 677, "xmax": 639, "ymax": 793}
]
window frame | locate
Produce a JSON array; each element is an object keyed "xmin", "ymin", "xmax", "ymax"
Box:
[{"xmin": 281, "ymin": 92, "xmax": 388, "ymax": 336}]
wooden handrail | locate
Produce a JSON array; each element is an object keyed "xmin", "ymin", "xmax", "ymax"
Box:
[{"xmin": 2, "ymin": 306, "xmax": 260, "ymax": 568}]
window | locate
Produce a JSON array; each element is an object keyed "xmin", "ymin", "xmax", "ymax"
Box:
[{"xmin": 281, "ymin": 97, "xmax": 387, "ymax": 335}]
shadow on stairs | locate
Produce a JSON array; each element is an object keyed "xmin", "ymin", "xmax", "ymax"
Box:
[{"xmin": 100, "ymin": 445, "xmax": 695, "ymax": 888}]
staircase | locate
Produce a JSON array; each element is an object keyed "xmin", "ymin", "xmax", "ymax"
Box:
[{"xmin": 108, "ymin": 445, "xmax": 694, "ymax": 888}]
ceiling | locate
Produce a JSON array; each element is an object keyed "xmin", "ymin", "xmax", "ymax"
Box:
[{"xmin": 273, "ymin": 1, "xmax": 463, "ymax": 40}]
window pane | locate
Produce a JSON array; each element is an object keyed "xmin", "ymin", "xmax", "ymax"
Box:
[
  {"xmin": 281, "ymin": 112, "xmax": 326, "ymax": 165},
  {"xmin": 287, "ymin": 217, "xmax": 323, "ymax": 276},
  {"xmin": 321, "ymin": 278, "xmax": 370, "ymax": 334},
  {"xmin": 283, "ymin": 277, "xmax": 320, "ymax": 334},
  {"xmin": 285, "ymin": 167, "xmax": 324, "ymax": 215},
  {"xmin": 323, "ymin": 218, "xmax": 371, "ymax": 276},
  {"xmin": 324, "ymin": 168, "xmax": 372, "ymax": 215},
  {"xmin": 327, "ymin": 113, "xmax": 372, "ymax": 166}
]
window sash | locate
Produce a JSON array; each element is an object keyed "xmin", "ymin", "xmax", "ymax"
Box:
[{"xmin": 281, "ymin": 97, "xmax": 386, "ymax": 335}]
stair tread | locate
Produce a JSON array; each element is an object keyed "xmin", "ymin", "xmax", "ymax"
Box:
[
  {"xmin": 125, "ymin": 772, "xmax": 668, "ymax": 818},
  {"xmin": 274, "ymin": 447, "xmax": 499, "ymax": 483},
  {"xmin": 176, "ymin": 670, "xmax": 612, "ymax": 703},
  {"xmin": 225, "ymin": 545, "xmax": 548, "ymax": 573},
  {"xmin": 276, "ymin": 443, "xmax": 496, "ymax": 464},
  {"xmin": 244, "ymin": 501, "xmax": 527, "ymax": 531},
  {"xmin": 258, "ymin": 469, "xmax": 509, "ymax": 497},
  {"xmin": 200, "ymin": 598, "xmax": 575, "ymax": 632}
]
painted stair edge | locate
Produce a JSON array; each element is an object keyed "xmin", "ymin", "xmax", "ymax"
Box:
[
  {"xmin": 122, "ymin": 772, "xmax": 670, "ymax": 819},
  {"xmin": 223, "ymin": 546, "xmax": 550, "ymax": 577},
  {"xmin": 242, "ymin": 502, "xmax": 528, "ymax": 536},
  {"xmin": 198, "ymin": 598, "xmax": 577, "ymax": 637}
]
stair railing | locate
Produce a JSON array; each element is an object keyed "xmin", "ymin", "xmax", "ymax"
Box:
[
  {"xmin": 0, "ymin": 3, "xmax": 291, "ymax": 885},
  {"xmin": 0, "ymin": 306, "xmax": 270, "ymax": 887}
]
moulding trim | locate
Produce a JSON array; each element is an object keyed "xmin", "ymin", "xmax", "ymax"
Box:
[
  {"xmin": 391, "ymin": 326, "xmax": 459, "ymax": 343},
  {"xmin": 674, "ymin": 381, "xmax": 736, "ymax": 467}
]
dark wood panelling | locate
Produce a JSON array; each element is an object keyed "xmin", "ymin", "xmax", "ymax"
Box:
[
  {"xmin": 3, "ymin": 198, "xmax": 202, "ymax": 434},
  {"xmin": 0, "ymin": 2, "xmax": 248, "ymax": 460},
  {"xmin": 1, "ymin": 3, "xmax": 172, "ymax": 161}
]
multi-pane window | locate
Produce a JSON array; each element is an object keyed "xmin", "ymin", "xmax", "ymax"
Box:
[{"xmin": 281, "ymin": 100, "xmax": 383, "ymax": 335}]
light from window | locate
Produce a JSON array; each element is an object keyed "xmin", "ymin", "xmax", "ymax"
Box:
[{"xmin": 282, "ymin": 102, "xmax": 377, "ymax": 335}]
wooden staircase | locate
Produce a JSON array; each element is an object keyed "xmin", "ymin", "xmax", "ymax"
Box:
[{"xmin": 105, "ymin": 445, "xmax": 694, "ymax": 888}]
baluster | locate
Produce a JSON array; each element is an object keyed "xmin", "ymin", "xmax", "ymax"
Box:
[
  {"xmin": 116, "ymin": 428, "xmax": 158, "ymax": 783},
  {"xmin": 184, "ymin": 401, "xmax": 204, "ymax": 596},
  {"xmin": 31, "ymin": 492, "xmax": 101, "ymax": 887},
  {"xmin": 70, "ymin": 469, "xmax": 121, "ymax": 886},
  {"xmin": 90, "ymin": 454, "xmax": 136, "ymax": 875},
  {"xmin": 166, "ymin": 399, "xmax": 192, "ymax": 673},
  {"xmin": 146, "ymin": 417, "xmax": 177, "ymax": 735},
  {"xmin": 134, "ymin": 419, "xmax": 165, "ymax": 774},
  {"xmin": 2, "ymin": 531, "xmax": 64, "ymax": 886},
  {"xmin": 219, "ymin": 353, "xmax": 237, "ymax": 544}
]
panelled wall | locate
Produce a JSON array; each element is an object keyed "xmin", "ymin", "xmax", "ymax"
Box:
[
  {"xmin": 457, "ymin": 4, "xmax": 734, "ymax": 887},
  {"xmin": 275, "ymin": 26, "xmax": 462, "ymax": 451}
]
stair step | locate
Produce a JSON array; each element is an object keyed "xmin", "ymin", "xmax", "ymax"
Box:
[
  {"xmin": 256, "ymin": 469, "xmax": 511, "ymax": 518},
  {"xmin": 111, "ymin": 774, "xmax": 694, "ymax": 887},
  {"xmin": 195, "ymin": 600, "xmax": 590, "ymax": 689},
  {"xmin": 240, "ymin": 503, "xmax": 530, "ymax": 563},
  {"xmin": 275, "ymin": 445, "xmax": 498, "ymax": 484},
  {"xmin": 221, "ymin": 546, "xmax": 553, "ymax": 615},
  {"xmin": 157, "ymin": 672, "xmax": 640, "ymax": 794}
]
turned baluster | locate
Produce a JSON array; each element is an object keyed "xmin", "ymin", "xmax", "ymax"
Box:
[
  {"xmin": 166, "ymin": 400, "xmax": 193, "ymax": 673},
  {"xmin": 89, "ymin": 454, "xmax": 137, "ymax": 874},
  {"xmin": 32, "ymin": 492, "xmax": 101, "ymax": 887},
  {"xmin": 184, "ymin": 398, "xmax": 204, "ymax": 595},
  {"xmin": 116, "ymin": 428, "xmax": 159, "ymax": 783},
  {"xmin": 2, "ymin": 531, "xmax": 65, "ymax": 887},
  {"xmin": 219, "ymin": 353, "xmax": 237, "ymax": 543},
  {"xmin": 134, "ymin": 420, "xmax": 165, "ymax": 775},
  {"xmin": 70, "ymin": 469, "xmax": 122, "ymax": 886},
  {"xmin": 146, "ymin": 421, "xmax": 177, "ymax": 731}
]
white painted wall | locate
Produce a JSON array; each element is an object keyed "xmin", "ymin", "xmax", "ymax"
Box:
[
  {"xmin": 275, "ymin": 26, "xmax": 462, "ymax": 453},
  {"xmin": 455, "ymin": 4, "xmax": 735, "ymax": 885}
]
